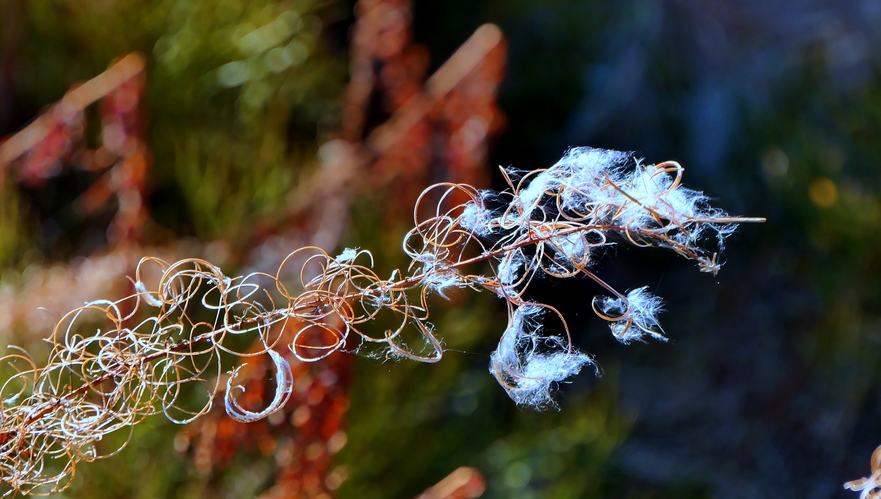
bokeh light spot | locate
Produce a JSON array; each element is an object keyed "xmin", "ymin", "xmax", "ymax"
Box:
[
  {"xmin": 809, "ymin": 177, "xmax": 838, "ymax": 207},
  {"xmin": 761, "ymin": 149, "xmax": 789, "ymax": 177},
  {"xmin": 503, "ymin": 460, "xmax": 532, "ymax": 488}
]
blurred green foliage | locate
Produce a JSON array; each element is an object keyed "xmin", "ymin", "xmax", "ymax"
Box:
[
  {"xmin": 0, "ymin": 184, "xmax": 26, "ymax": 268},
  {"xmin": 8, "ymin": 0, "xmax": 345, "ymax": 244}
]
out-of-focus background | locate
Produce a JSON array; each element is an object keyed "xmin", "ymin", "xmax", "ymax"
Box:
[{"xmin": 1, "ymin": 1, "xmax": 880, "ymax": 498}]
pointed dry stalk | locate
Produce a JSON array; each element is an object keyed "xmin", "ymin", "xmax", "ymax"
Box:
[{"xmin": 0, "ymin": 147, "xmax": 762, "ymax": 495}]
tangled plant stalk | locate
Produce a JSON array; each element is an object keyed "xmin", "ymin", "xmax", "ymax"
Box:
[{"xmin": 0, "ymin": 147, "xmax": 762, "ymax": 495}]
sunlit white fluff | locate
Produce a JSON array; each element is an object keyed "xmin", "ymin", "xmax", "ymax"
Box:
[
  {"xmin": 335, "ymin": 247, "xmax": 359, "ymax": 263},
  {"xmin": 459, "ymin": 193, "xmax": 495, "ymax": 236},
  {"xmin": 417, "ymin": 253, "xmax": 466, "ymax": 298},
  {"xmin": 497, "ymin": 249, "xmax": 526, "ymax": 286},
  {"xmin": 513, "ymin": 147, "xmax": 735, "ymax": 250},
  {"xmin": 596, "ymin": 287, "xmax": 666, "ymax": 343},
  {"xmin": 490, "ymin": 306, "xmax": 594, "ymax": 408}
]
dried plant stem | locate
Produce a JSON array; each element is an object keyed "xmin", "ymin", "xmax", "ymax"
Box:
[{"xmin": 1, "ymin": 147, "xmax": 762, "ymax": 495}]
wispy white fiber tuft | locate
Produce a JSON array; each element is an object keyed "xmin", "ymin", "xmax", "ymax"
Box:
[
  {"xmin": 460, "ymin": 196, "xmax": 494, "ymax": 236},
  {"xmin": 549, "ymin": 147, "xmax": 631, "ymax": 210},
  {"xmin": 497, "ymin": 250, "xmax": 526, "ymax": 286},
  {"xmin": 490, "ymin": 306, "xmax": 595, "ymax": 409},
  {"xmin": 516, "ymin": 170, "xmax": 555, "ymax": 217},
  {"xmin": 335, "ymin": 247, "xmax": 360, "ymax": 263},
  {"xmin": 550, "ymin": 230, "xmax": 589, "ymax": 264},
  {"xmin": 608, "ymin": 164, "xmax": 699, "ymax": 229},
  {"xmin": 501, "ymin": 147, "xmax": 736, "ymax": 257},
  {"xmin": 412, "ymin": 252, "xmax": 466, "ymax": 299},
  {"xmin": 597, "ymin": 287, "xmax": 666, "ymax": 344}
]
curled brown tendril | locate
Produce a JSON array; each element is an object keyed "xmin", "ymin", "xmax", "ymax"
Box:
[
  {"xmin": 0, "ymin": 147, "xmax": 762, "ymax": 495},
  {"xmin": 846, "ymin": 445, "xmax": 881, "ymax": 499}
]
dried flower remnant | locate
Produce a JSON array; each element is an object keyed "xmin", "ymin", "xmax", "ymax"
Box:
[
  {"xmin": 0, "ymin": 147, "xmax": 762, "ymax": 495},
  {"xmin": 490, "ymin": 305, "xmax": 594, "ymax": 409},
  {"xmin": 593, "ymin": 287, "xmax": 666, "ymax": 344}
]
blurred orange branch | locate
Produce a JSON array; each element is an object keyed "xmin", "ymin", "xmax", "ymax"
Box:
[{"xmin": 0, "ymin": 53, "xmax": 145, "ymax": 171}]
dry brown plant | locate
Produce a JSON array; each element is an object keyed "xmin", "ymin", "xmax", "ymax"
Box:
[{"xmin": 0, "ymin": 145, "xmax": 762, "ymax": 495}]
